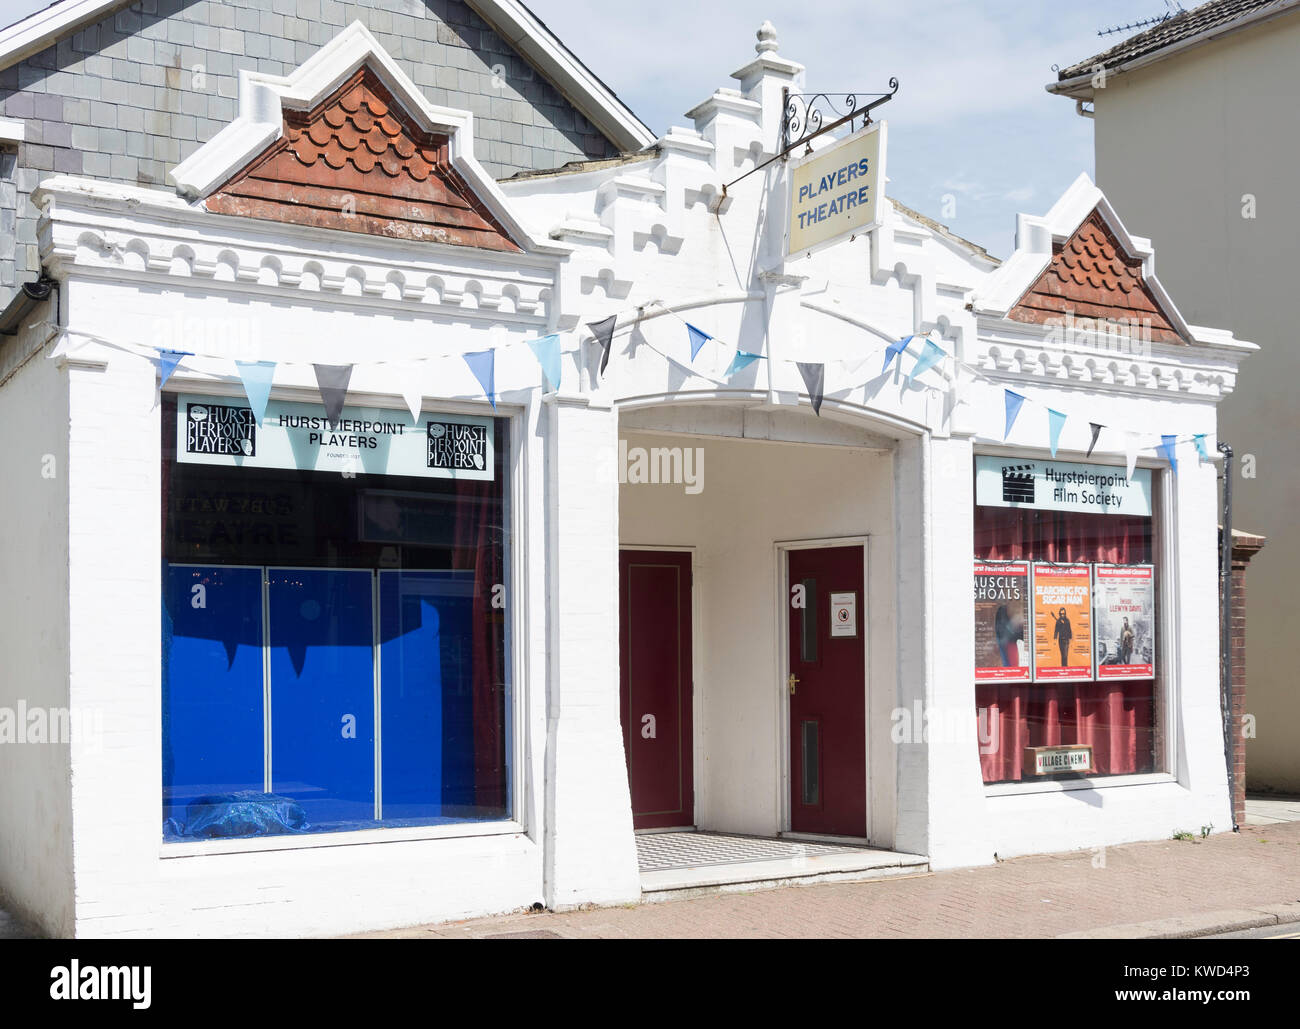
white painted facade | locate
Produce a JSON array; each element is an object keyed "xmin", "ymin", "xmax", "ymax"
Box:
[{"xmin": 0, "ymin": 22, "xmax": 1255, "ymax": 937}]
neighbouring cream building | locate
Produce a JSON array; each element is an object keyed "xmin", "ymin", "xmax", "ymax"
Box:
[
  {"xmin": 0, "ymin": 3, "xmax": 1256, "ymax": 937},
  {"xmin": 1047, "ymin": 0, "xmax": 1300, "ymax": 794}
]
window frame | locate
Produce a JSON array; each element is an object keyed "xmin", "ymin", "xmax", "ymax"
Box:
[{"xmin": 158, "ymin": 387, "xmax": 529, "ymax": 858}]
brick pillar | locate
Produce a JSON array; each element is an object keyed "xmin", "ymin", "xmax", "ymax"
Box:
[{"xmin": 1226, "ymin": 530, "xmax": 1266, "ymax": 827}]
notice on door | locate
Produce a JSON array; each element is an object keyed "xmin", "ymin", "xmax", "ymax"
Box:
[
  {"xmin": 1031, "ymin": 564, "xmax": 1093, "ymax": 682},
  {"xmin": 830, "ymin": 592, "xmax": 858, "ymax": 638},
  {"xmin": 177, "ymin": 394, "xmax": 494, "ymax": 480}
]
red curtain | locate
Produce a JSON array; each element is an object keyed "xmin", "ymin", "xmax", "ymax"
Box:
[
  {"xmin": 975, "ymin": 507, "xmax": 1155, "ymax": 784},
  {"xmin": 451, "ymin": 475, "xmax": 507, "ymax": 814}
]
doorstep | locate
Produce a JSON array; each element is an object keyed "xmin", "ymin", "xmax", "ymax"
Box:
[{"xmin": 636, "ymin": 831, "xmax": 929, "ymax": 901}]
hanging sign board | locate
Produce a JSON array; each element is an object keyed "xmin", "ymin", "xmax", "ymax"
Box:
[
  {"xmin": 974, "ymin": 561, "xmax": 1031, "ymax": 682},
  {"xmin": 1031, "ymin": 564, "xmax": 1093, "ymax": 682},
  {"xmin": 1093, "ymin": 564, "xmax": 1156, "ymax": 679},
  {"xmin": 975, "ymin": 457, "xmax": 1152, "ymax": 517},
  {"xmin": 787, "ymin": 121, "xmax": 886, "ymax": 256},
  {"xmin": 176, "ymin": 394, "xmax": 494, "ymax": 481}
]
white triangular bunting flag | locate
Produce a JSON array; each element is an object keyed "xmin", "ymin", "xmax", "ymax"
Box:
[
  {"xmin": 1125, "ymin": 432, "xmax": 1140, "ymax": 480},
  {"xmin": 398, "ymin": 363, "xmax": 425, "ymax": 423}
]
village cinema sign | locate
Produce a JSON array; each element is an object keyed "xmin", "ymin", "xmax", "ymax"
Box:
[{"xmin": 787, "ymin": 120, "xmax": 886, "ymax": 255}]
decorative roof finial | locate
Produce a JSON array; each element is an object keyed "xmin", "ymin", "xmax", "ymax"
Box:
[{"xmin": 756, "ymin": 20, "xmax": 778, "ymax": 55}]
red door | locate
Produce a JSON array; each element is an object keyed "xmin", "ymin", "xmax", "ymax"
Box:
[
  {"xmin": 787, "ymin": 545, "xmax": 866, "ymax": 837},
  {"xmin": 619, "ymin": 550, "xmax": 694, "ymax": 830}
]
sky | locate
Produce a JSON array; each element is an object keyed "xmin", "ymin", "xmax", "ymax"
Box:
[{"xmin": 0, "ymin": 0, "xmax": 1185, "ymax": 256}]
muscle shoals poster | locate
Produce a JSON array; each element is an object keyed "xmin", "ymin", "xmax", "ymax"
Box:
[{"xmin": 974, "ymin": 561, "xmax": 1031, "ymax": 682}]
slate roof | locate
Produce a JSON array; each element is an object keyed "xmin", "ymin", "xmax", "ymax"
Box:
[{"xmin": 1055, "ymin": 0, "xmax": 1298, "ymax": 81}]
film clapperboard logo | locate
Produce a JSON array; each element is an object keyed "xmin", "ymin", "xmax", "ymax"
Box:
[
  {"xmin": 427, "ymin": 420, "xmax": 488, "ymax": 471},
  {"xmin": 185, "ymin": 402, "xmax": 256, "ymax": 457},
  {"xmin": 1001, "ymin": 463, "xmax": 1035, "ymax": 504}
]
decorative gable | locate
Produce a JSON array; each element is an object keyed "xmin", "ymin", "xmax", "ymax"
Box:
[
  {"xmin": 1006, "ymin": 209, "xmax": 1184, "ymax": 344},
  {"xmin": 205, "ymin": 68, "xmax": 520, "ymax": 252}
]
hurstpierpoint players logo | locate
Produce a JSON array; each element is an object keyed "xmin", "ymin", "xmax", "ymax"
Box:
[
  {"xmin": 427, "ymin": 420, "xmax": 487, "ymax": 471},
  {"xmin": 186, "ymin": 402, "xmax": 256, "ymax": 457}
]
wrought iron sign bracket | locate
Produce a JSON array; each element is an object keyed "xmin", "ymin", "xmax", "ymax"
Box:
[{"xmin": 720, "ymin": 79, "xmax": 898, "ymax": 198}]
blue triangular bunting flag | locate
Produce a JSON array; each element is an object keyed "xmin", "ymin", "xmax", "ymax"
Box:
[
  {"xmin": 1193, "ymin": 434, "xmax": 1209, "ymax": 462},
  {"xmin": 883, "ymin": 335, "xmax": 912, "ymax": 374},
  {"xmin": 528, "ymin": 333, "xmax": 562, "ymax": 392},
  {"xmin": 906, "ymin": 339, "xmax": 944, "ymax": 383},
  {"xmin": 234, "ymin": 360, "xmax": 276, "ymax": 426},
  {"xmin": 686, "ymin": 323, "xmax": 713, "ymax": 361},
  {"xmin": 1048, "ymin": 409, "xmax": 1067, "ymax": 458},
  {"xmin": 153, "ymin": 349, "xmax": 190, "ymax": 391},
  {"xmin": 725, "ymin": 349, "xmax": 762, "ymax": 377},
  {"xmin": 1003, "ymin": 390, "xmax": 1025, "ymax": 440},
  {"xmin": 463, "ymin": 349, "xmax": 496, "ymax": 410},
  {"xmin": 1159, "ymin": 434, "xmax": 1178, "ymax": 476}
]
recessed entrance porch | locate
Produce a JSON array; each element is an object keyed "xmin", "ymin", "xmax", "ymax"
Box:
[{"xmin": 616, "ymin": 404, "xmax": 914, "ymax": 881}]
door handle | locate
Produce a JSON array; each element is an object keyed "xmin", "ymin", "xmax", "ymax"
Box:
[{"xmin": 788, "ymin": 673, "xmax": 800, "ymax": 696}]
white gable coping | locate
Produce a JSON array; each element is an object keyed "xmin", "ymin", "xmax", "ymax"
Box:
[
  {"xmin": 168, "ymin": 21, "xmax": 567, "ymax": 257},
  {"xmin": 0, "ymin": 0, "xmax": 655, "ymax": 153},
  {"xmin": 971, "ymin": 171, "xmax": 1252, "ymax": 352}
]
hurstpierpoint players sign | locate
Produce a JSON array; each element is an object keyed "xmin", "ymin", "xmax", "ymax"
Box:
[{"xmin": 787, "ymin": 121, "xmax": 886, "ymax": 255}]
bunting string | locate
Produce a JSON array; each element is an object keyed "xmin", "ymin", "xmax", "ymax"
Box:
[{"xmin": 40, "ymin": 298, "xmax": 1217, "ymax": 467}]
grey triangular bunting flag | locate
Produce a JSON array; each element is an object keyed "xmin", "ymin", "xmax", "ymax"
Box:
[
  {"xmin": 313, "ymin": 363, "xmax": 353, "ymax": 425},
  {"xmin": 586, "ymin": 315, "xmax": 617, "ymax": 378},
  {"xmin": 796, "ymin": 361, "xmax": 825, "ymax": 416}
]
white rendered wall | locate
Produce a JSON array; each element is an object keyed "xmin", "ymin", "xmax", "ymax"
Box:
[
  {"xmin": 0, "ymin": 320, "xmax": 74, "ymax": 937},
  {"xmin": 618, "ymin": 425, "xmax": 899, "ymax": 845}
]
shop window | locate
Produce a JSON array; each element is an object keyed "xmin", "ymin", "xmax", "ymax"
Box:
[
  {"xmin": 160, "ymin": 394, "xmax": 511, "ymax": 840},
  {"xmin": 972, "ymin": 457, "xmax": 1162, "ymax": 786}
]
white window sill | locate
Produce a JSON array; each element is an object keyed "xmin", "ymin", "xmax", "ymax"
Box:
[
  {"xmin": 984, "ymin": 771, "xmax": 1177, "ymax": 798},
  {"xmin": 159, "ymin": 819, "xmax": 528, "ymax": 859}
]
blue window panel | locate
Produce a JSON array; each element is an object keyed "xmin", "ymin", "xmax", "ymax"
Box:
[
  {"xmin": 268, "ymin": 568, "xmax": 375, "ymax": 827},
  {"xmin": 378, "ymin": 570, "xmax": 476, "ymax": 820},
  {"xmin": 162, "ymin": 564, "xmax": 265, "ymax": 829}
]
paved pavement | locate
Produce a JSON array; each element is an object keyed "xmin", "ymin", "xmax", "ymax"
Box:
[
  {"xmin": 1245, "ymin": 794, "xmax": 1300, "ymax": 826},
  {"xmin": 0, "ymin": 908, "xmax": 31, "ymax": 940},
  {"xmin": 353, "ymin": 821, "xmax": 1300, "ymax": 939}
]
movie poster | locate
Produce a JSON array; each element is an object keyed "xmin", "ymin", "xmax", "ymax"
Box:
[
  {"xmin": 1032, "ymin": 564, "xmax": 1093, "ymax": 681},
  {"xmin": 974, "ymin": 561, "xmax": 1031, "ymax": 682},
  {"xmin": 1093, "ymin": 565, "xmax": 1156, "ymax": 679}
]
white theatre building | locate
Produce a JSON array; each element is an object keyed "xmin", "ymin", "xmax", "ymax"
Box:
[{"xmin": 0, "ymin": 18, "xmax": 1255, "ymax": 937}]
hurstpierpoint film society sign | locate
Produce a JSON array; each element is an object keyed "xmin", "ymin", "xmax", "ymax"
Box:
[
  {"xmin": 787, "ymin": 121, "xmax": 885, "ymax": 255},
  {"xmin": 177, "ymin": 394, "xmax": 494, "ymax": 480},
  {"xmin": 975, "ymin": 457, "xmax": 1152, "ymax": 517}
]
